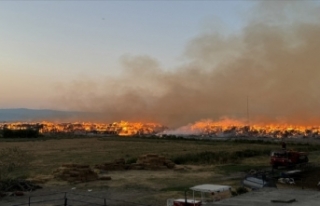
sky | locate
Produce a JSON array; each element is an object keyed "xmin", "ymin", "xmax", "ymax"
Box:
[
  {"xmin": 1, "ymin": 1, "xmax": 252, "ymax": 108},
  {"xmin": 1, "ymin": 1, "xmax": 320, "ymax": 126}
]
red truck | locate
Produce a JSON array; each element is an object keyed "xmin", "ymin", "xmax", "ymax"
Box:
[{"xmin": 270, "ymin": 150, "xmax": 308, "ymax": 169}]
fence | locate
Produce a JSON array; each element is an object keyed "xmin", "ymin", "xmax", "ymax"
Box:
[{"xmin": 11, "ymin": 192, "xmax": 156, "ymax": 206}]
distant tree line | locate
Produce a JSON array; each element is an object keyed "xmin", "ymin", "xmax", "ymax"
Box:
[{"xmin": 1, "ymin": 128, "xmax": 39, "ymax": 138}]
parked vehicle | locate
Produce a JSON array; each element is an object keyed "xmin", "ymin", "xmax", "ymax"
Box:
[
  {"xmin": 270, "ymin": 150, "xmax": 308, "ymax": 169},
  {"xmin": 242, "ymin": 172, "xmax": 277, "ymax": 189}
]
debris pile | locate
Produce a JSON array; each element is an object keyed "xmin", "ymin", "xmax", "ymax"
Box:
[
  {"xmin": 26, "ymin": 175, "xmax": 53, "ymax": 184},
  {"xmin": 0, "ymin": 179, "xmax": 42, "ymax": 195},
  {"xmin": 130, "ymin": 154, "xmax": 175, "ymax": 170},
  {"xmin": 53, "ymin": 164, "xmax": 98, "ymax": 182},
  {"xmin": 94, "ymin": 158, "xmax": 127, "ymax": 171},
  {"xmin": 242, "ymin": 170, "xmax": 277, "ymax": 189},
  {"xmin": 278, "ymin": 178, "xmax": 295, "ymax": 185}
]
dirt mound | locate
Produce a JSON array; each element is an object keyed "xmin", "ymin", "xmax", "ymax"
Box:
[
  {"xmin": 53, "ymin": 164, "xmax": 98, "ymax": 182},
  {"xmin": 94, "ymin": 158, "xmax": 127, "ymax": 171},
  {"xmin": 94, "ymin": 154, "xmax": 175, "ymax": 171},
  {"xmin": 130, "ymin": 154, "xmax": 175, "ymax": 170},
  {"xmin": 0, "ymin": 179, "xmax": 42, "ymax": 192},
  {"xmin": 26, "ymin": 175, "xmax": 54, "ymax": 184}
]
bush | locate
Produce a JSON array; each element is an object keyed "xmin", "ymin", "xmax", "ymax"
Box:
[
  {"xmin": 2, "ymin": 128, "xmax": 39, "ymax": 138},
  {"xmin": 126, "ymin": 157, "xmax": 137, "ymax": 164},
  {"xmin": 236, "ymin": 186, "xmax": 249, "ymax": 195}
]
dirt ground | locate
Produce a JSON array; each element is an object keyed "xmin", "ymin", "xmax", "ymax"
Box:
[
  {"xmin": 0, "ymin": 137, "xmax": 319, "ymax": 206},
  {"xmin": 0, "ymin": 137, "xmax": 278, "ymax": 175},
  {"xmin": 3, "ymin": 166, "xmax": 318, "ymax": 206},
  {"xmin": 0, "ymin": 165, "xmax": 246, "ymax": 206}
]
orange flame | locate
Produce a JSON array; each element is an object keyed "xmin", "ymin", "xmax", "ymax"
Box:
[
  {"xmin": 1, "ymin": 118, "xmax": 320, "ymax": 138},
  {"xmin": 160, "ymin": 118, "xmax": 320, "ymax": 138},
  {"xmin": 0, "ymin": 121, "xmax": 167, "ymax": 136}
]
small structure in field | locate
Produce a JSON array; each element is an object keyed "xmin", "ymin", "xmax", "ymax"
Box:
[{"xmin": 167, "ymin": 184, "xmax": 232, "ymax": 206}]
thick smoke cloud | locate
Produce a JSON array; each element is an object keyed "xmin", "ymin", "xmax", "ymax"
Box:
[{"xmin": 56, "ymin": 2, "xmax": 320, "ymax": 127}]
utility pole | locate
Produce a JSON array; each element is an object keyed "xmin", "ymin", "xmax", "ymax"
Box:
[{"xmin": 247, "ymin": 96, "xmax": 250, "ymax": 127}]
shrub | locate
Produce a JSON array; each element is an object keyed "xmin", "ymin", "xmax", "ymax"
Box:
[
  {"xmin": 231, "ymin": 190, "xmax": 238, "ymax": 196},
  {"xmin": 236, "ymin": 186, "xmax": 249, "ymax": 195},
  {"xmin": 126, "ymin": 157, "xmax": 137, "ymax": 164},
  {"xmin": 2, "ymin": 128, "xmax": 39, "ymax": 138}
]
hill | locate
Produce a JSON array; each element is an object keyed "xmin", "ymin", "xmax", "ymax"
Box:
[{"xmin": 0, "ymin": 108, "xmax": 84, "ymax": 122}]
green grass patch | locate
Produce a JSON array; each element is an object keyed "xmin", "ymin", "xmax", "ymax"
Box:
[
  {"xmin": 216, "ymin": 164, "xmax": 268, "ymax": 175},
  {"xmin": 172, "ymin": 149, "xmax": 271, "ymax": 165},
  {"xmin": 126, "ymin": 157, "xmax": 137, "ymax": 164},
  {"xmin": 160, "ymin": 185, "xmax": 191, "ymax": 192}
]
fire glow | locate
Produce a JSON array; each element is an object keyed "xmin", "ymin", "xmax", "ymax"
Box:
[
  {"xmin": 0, "ymin": 121, "xmax": 167, "ymax": 137},
  {"xmin": 1, "ymin": 119, "xmax": 320, "ymax": 138},
  {"xmin": 160, "ymin": 119, "xmax": 320, "ymax": 138}
]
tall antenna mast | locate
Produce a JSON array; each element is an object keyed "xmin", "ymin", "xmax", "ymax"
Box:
[{"xmin": 247, "ymin": 96, "xmax": 250, "ymax": 127}]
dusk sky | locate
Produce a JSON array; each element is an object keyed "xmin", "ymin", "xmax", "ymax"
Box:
[
  {"xmin": 1, "ymin": 1, "xmax": 253, "ymax": 109},
  {"xmin": 1, "ymin": 1, "xmax": 320, "ymax": 126}
]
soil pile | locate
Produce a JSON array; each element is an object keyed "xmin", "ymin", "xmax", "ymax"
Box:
[
  {"xmin": 94, "ymin": 158, "xmax": 127, "ymax": 171},
  {"xmin": 53, "ymin": 164, "xmax": 98, "ymax": 182},
  {"xmin": 130, "ymin": 154, "xmax": 175, "ymax": 170},
  {"xmin": 94, "ymin": 154, "xmax": 175, "ymax": 171}
]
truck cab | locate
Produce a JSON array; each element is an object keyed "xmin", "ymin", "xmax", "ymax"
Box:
[{"xmin": 270, "ymin": 150, "xmax": 308, "ymax": 169}]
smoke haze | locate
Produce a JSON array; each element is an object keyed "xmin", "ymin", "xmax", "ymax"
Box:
[{"xmin": 55, "ymin": 2, "xmax": 320, "ymax": 127}]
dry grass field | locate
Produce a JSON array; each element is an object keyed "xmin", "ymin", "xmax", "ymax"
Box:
[
  {"xmin": 1, "ymin": 136, "xmax": 320, "ymax": 205},
  {"xmin": 0, "ymin": 136, "xmax": 278, "ymax": 174}
]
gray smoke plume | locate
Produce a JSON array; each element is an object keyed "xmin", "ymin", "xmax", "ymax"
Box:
[{"xmin": 55, "ymin": 2, "xmax": 320, "ymax": 127}]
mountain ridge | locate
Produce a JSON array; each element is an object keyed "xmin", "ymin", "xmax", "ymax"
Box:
[{"xmin": 0, "ymin": 108, "xmax": 85, "ymax": 122}]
